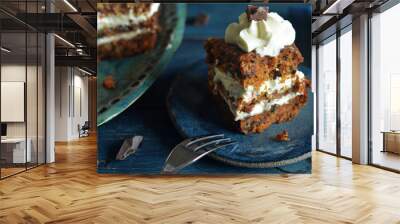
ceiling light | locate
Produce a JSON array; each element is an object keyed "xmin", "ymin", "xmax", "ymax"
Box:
[
  {"xmin": 1, "ymin": 47, "xmax": 11, "ymax": 53},
  {"xmin": 78, "ymin": 67, "xmax": 93, "ymax": 76},
  {"xmin": 76, "ymin": 48, "xmax": 86, "ymax": 55},
  {"xmin": 63, "ymin": 0, "xmax": 78, "ymax": 12},
  {"xmin": 54, "ymin": 34, "xmax": 75, "ymax": 48},
  {"xmin": 322, "ymin": 0, "xmax": 355, "ymax": 15}
]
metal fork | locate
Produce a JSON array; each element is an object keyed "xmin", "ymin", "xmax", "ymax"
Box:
[{"xmin": 162, "ymin": 134, "xmax": 237, "ymax": 174}]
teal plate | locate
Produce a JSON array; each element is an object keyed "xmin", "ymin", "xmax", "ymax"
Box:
[{"xmin": 97, "ymin": 4, "xmax": 186, "ymax": 126}]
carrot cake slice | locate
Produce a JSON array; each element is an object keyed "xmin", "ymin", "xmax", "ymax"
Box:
[
  {"xmin": 204, "ymin": 5, "xmax": 310, "ymax": 134},
  {"xmin": 97, "ymin": 3, "xmax": 160, "ymax": 59}
]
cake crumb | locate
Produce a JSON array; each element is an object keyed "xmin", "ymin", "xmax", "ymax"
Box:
[
  {"xmin": 187, "ymin": 13, "xmax": 209, "ymax": 26},
  {"xmin": 276, "ymin": 130, "xmax": 289, "ymax": 141},
  {"xmin": 103, "ymin": 75, "xmax": 116, "ymax": 89}
]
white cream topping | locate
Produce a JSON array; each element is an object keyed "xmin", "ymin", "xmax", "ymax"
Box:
[
  {"xmin": 224, "ymin": 12, "xmax": 295, "ymax": 57},
  {"xmin": 98, "ymin": 3, "xmax": 160, "ymax": 31},
  {"xmin": 213, "ymin": 67, "xmax": 245, "ymax": 100},
  {"xmin": 97, "ymin": 28, "xmax": 152, "ymax": 45},
  {"xmin": 235, "ymin": 92, "xmax": 300, "ymax": 121},
  {"xmin": 213, "ymin": 67, "xmax": 305, "ymax": 121},
  {"xmin": 213, "ymin": 67, "xmax": 304, "ymax": 103}
]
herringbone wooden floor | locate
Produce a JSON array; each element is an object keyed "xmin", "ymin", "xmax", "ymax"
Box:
[{"xmin": 1, "ymin": 135, "xmax": 400, "ymax": 224}]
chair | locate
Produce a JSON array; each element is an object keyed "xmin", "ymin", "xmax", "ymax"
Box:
[{"xmin": 78, "ymin": 121, "xmax": 90, "ymax": 138}]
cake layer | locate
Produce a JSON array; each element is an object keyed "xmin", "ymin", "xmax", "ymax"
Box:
[
  {"xmin": 237, "ymin": 94, "xmax": 308, "ymax": 134},
  {"xmin": 98, "ymin": 13, "xmax": 159, "ymax": 38},
  {"xmin": 208, "ymin": 65, "xmax": 310, "ymax": 120},
  {"xmin": 210, "ymin": 66, "xmax": 305, "ymax": 104},
  {"xmin": 210, "ymin": 75, "xmax": 309, "ymax": 121},
  {"xmin": 98, "ymin": 3, "xmax": 160, "ymax": 31},
  {"xmin": 98, "ymin": 32, "xmax": 157, "ymax": 59},
  {"xmin": 204, "ymin": 38, "xmax": 303, "ymax": 88},
  {"xmin": 212, "ymin": 90, "xmax": 308, "ymax": 134}
]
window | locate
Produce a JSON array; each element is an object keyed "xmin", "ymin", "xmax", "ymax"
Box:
[
  {"xmin": 0, "ymin": 1, "xmax": 47, "ymax": 179},
  {"xmin": 316, "ymin": 26, "xmax": 353, "ymax": 159},
  {"xmin": 370, "ymin": 3, "xmax": 400, "ymax": 171},
  {"xmin": 339, "ymin": 28, "xmax": 352, "ymax": 158},
  {"xmin": 317, "ymin": 36, "xmax": 337, "ymax": 154}
]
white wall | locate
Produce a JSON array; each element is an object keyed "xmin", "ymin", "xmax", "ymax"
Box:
[
  {"xmin": 54, "ymin": 67, "xmax": 89, "ymax": 141},
  {"xmin": 1, "ymin": 82, "xmax": 25, "ymax": 122},
  {"xmin": 1, "ymin": 65, "xmax": 26, "ymax": 139},
  {"xmin": 72, "ymin": 73, "xmax": 89, "ymax": 138},
  {"xmin": 55, "ymin": 67, "xmax": 69, "ymax": 141},
  {"xmin": 1, "ymin": 65, "xmax": 41, "ymax": 138},
  {"xmin": 1, "ymin": 66, "xmax": 26, "ymax": 133}
]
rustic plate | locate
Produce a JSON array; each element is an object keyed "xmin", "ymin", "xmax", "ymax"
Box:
[
  {"xmin": 167, "ymin": 61, "xmax": 313, "ymax": 168},
  {"xmin": 97, "ymin": 4, "xmax": 186, "ymax": 126}
]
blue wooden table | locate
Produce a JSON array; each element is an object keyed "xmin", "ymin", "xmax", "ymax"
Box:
[{"xmin": 97, "ymin": 3, "xmax": 312, "ymax": 174}]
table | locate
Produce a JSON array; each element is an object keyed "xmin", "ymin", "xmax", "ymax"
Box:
[
  {"xmin": 98, "ymin": 3, "xmax": 312, "ymax": 174},
  {"xmin": 381, "ymin": 131, "xmax": 400, "ymax": 154},
  {"xmin": 1, "ymin": 138, "xmax": 31, "ymax": 164}
]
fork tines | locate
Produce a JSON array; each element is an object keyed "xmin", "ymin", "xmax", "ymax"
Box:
[
  {"xmin": 162, "ymin": 134, "xmax": 237, "ymax": 174},
  {"xmin": 187, "ymin": 134, "xmax": 234, "ymax": 151}
]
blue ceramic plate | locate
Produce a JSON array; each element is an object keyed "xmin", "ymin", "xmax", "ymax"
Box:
[
  {"xmin": 97, "ymin": 4, "xmax": 186, "ymax": 126},
  {"xmin": 167, "ymin": 61, "xmax": 313, "ymax": 168}
]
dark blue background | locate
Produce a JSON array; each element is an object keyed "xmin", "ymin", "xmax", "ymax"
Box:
[{"xmin": 98, "ymin": 3, "xmax": 312, "ymax": 174}]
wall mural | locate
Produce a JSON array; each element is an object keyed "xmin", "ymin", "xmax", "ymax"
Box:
[{"xmin": 97, "ymin": 3, "xmax": 313, "ymax": 174}]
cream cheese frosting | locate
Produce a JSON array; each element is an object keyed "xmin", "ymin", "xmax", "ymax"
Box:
[
  {"xmin": 224, "ymin": 11, "xmax": 295, "ymax": 57},
  {"xmin": 97, "ymin": 28, "xmax": 152, "ymax": 45},
  {"xmin": 98, "ymin": 3, "xmax": 160, "ymax": 31},
  {"xmin": 235, "ymin": 92, "xmax": 300, "ymax": 120}
]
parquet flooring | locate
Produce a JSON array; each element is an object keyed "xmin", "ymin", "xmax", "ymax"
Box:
[
  {"xmin": 1, "ymin": 135, "xmax": 400, "ymax": 224},
  {"xmin": 1, "ymin": 167, "xmax": 26, "ymax": 178}
]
